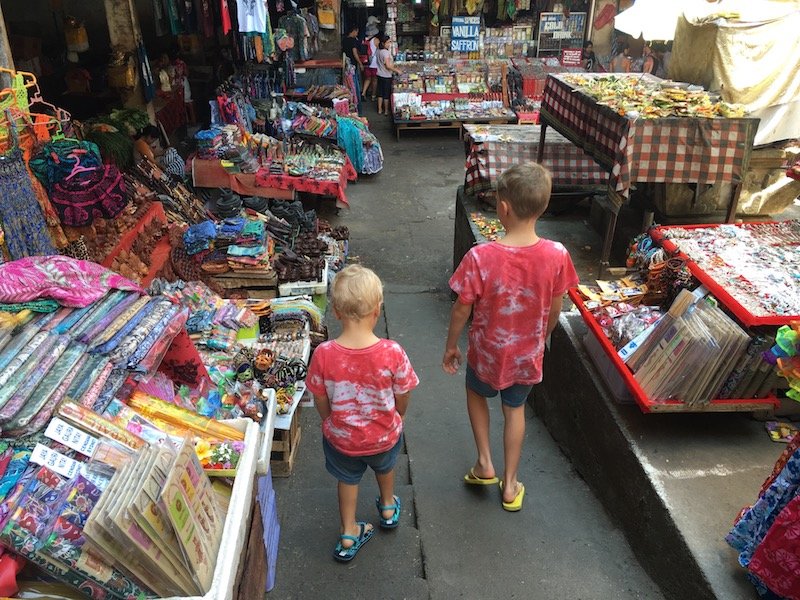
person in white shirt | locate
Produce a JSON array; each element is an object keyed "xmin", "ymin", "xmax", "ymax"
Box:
[
  {"xmin": 376, "ymin": 35, "xmax": 402, "ymax": 115},
  {"xmin": 362, "ymin": 28, "xmax": 380, "ymax": 101}
]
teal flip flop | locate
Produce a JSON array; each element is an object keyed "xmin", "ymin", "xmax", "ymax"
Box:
[
  {"xmin": 376, "ymin": 495, "xmax": 401, "ymax": 529},
  {"xmin": 333, "ymin": 522, "xmax": 373, "ymax": 562}
]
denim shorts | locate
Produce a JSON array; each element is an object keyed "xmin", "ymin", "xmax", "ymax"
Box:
[
  {"xmin": 466, "ymin": 365, "xmax": 532, "ymax": 408},
  {"xmin": 323, "ymin": 434, "xmax": 403, "ymax": 485}
]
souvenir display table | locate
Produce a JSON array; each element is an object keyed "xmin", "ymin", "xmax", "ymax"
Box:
[
  {"xmin": 538, "ymin": 73, "xmax": 760, "ymax": 270},
  {"xmin": 191, "ymin": 158, "xmax": 295, "ymax": 200},
  {"xmin": 569, "ymin": 220, "xmax": 800, "ymax": 414},
  {"xmin": 462, "ymin": 124, "xmax": 606, "ymax": 198},
  {"xmin": 254, "ymin": 155, "xmax": 357, "ymax": 209}
]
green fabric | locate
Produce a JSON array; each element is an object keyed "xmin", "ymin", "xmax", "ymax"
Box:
[{"xmin": 0, "ymin": 299, "xmax": 60, "ymax": 313}]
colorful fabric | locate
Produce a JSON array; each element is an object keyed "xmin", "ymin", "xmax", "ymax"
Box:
[
  {"xmin": 29, "ymin": 140, "xmax": 102, "ymax": 191},
  {"xmin": 727, "ymin": 446, "xmax": 800, "ymax": 567},
  {"xmin": 539, "ymin": 74, "xmax": 759, "ymax": 198},
  {"xmin": 0, "ymin": 256, "xmax": 141, "ymax": 308},
  {"xmin": 50, "ymin": 164, "xmax": 128, "ymax": 227},
  {"xmin": 254, "ymin": 156, "xmax": 357, "ymax": 208},
  {"xmin": 748, "ymin": 494, "xmax": 800, "ymax": 599},
  {"xmin": 0, "ymin": 149, "xmax": 57, "ymax": 260},
  {"xmin": 463, "ymin": 125, "xmax": 607, "ymax": 194},
  {"xmin": 449, "ymin": 240, "xmax": 579, "ymax": 389},
  {"xmin": 307, "ymin": 339, "xmax": 419, "ymax": 456}
]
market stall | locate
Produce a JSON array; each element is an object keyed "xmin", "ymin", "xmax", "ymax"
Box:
[
  {"xmin": 569, "ymin": 220, "xmax": 799, "ymax": 414},
  {"xmin": 392, "ymin": 60, "xmax": 516, "ymax": 140},
  {"xmin": 463, "ymin": 123, "xmax": 606, "ymax": 203},
  {"xmin": 538, "ymin": 72, "xmax": 760, "ymax": 270}
]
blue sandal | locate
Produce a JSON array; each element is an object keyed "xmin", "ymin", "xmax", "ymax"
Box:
[
  {"xmin": 333, "ymin": 522, "xmax": 373, "ymax": 562},
  {"xmin": 376, "ymin": 495, "xmax": 401, "ymax": 529}
]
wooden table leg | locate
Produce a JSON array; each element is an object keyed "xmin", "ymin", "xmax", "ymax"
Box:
[
  {"xmin": 726, "ymin": 182, "xmax": 743, "ymax": 223},
  {"xmin": 537, "ymin": 122, "xmax": 547, "ymax": 163}
]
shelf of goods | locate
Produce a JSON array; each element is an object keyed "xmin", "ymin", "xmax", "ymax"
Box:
[
  {"xmin": 569, "ymin": 288, "xmax": 779, "ymax": 414},
  {"xmin": 649, "ymin": 222, "xmax": 800, "ymax": 327}
]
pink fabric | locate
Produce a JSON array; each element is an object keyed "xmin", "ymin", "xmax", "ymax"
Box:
[
  {"xmin": 749, "ymin": 495, "xmax": 800, "ymax": 600},
  {"xmin": 0, "ymin": 256, "xmax": 142, "ymax": 308},
  {"xmin": 306, "ymin": 339, "xmax": 419, "ymax": 456},
  {"xmin": 449, "ymin": 240, "xmax": 579, "ymax": 389}
]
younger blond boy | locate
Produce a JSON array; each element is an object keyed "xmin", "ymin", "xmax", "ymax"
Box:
[
  {"xmin": 307, "ymin": 265, "xmax": 419, "ymax": 561},
  {"xmin": 443, "ymin": 163, "xmax": 579, "ymax": 511}
]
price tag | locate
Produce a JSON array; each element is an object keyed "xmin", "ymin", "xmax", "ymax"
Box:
[
  {"xmin": 30, "ymin": 444, "xmax": 82, "ymax": 479},
  {"xmin": 45, "ymin": 418, "xmax": 98, "ymax": 458}
]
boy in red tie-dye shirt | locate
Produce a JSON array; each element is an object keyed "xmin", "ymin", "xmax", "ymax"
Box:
[
  {"xmin": 443, "ymin": 163, "xmax": 579, "ymax": 512},
  {"xmin": 307, "ymin": 265, "xmax": 419, "ymax": 562}
]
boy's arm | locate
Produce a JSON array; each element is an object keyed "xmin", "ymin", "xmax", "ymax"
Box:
[
  {"xmin": 546, "ymin": 294, "xmax": 565, "ymax": 337},
  {"xmin": 395, "ymin": 392, "xmax": 411, "ymax": 418},
  {"xmin": 442, "ymin": 300, "xmax": 472, "ymax": 374},
  {"xmin": 313, "ymin": 392, "xmax": 331, "ymax": 420}
]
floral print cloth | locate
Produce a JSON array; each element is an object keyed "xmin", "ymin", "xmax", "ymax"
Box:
[{"xmin": 0, "ymin": 256, "xmax": 141, "ymax": 308}]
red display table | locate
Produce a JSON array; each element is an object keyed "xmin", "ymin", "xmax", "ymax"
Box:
[{"xmin": 191, "ymin": 158, "xmax": 294, "ymax": 200}]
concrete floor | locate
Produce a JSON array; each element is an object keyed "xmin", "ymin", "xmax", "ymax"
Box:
[{"xmin": 270, "ymin": 104, "xmax": 665, "ymax": 599}]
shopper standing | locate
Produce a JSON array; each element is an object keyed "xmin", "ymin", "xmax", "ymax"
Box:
[
  {"xmin": 442, "ymin": 163, "xmax": 579, "ymax": 512},
  {"xmin": 376, "ymin": 34, "xmax": 402, "ymax": 116},
  {"xmin": 307, "ymin": 265, "xmax": 419, "ymax": 562},
  {"xmin": 362, "ymin": 26, "xmax": 381, "ymax": 101},
  {"xmin": 610, "ymin": 41, "xmax": 632, "ymax": 73}
]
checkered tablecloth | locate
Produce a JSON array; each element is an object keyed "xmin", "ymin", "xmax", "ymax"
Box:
[
  {"xmin": 463, "ymin": 124, "xmax": 607, "ymax": 195},
  {"xmin": 539, "ymin": 74, "xmax": 760, "ymax": 198}
]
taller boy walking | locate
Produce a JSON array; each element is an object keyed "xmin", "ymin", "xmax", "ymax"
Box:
[{"xmin": 443, "ymin": 163, "xmax": 578, "ymax": 511}]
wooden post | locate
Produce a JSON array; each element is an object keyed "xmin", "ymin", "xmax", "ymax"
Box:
[
  {"xmin": 0, "ymin": 4, "xmax": 14, "ymax": 88},
  {"xmin": 103, "ymin": 0, "xmax": 154, "ymax": 118}
]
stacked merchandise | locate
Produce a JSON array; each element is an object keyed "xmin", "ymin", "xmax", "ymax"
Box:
[
  {"xmin": 283, "ymin": 103, "xmax": 384, "ymax": 175},
  {"xmin": 728, "ymin": 432, "xmax": 800, "ymax": 599},
  {"xmin": 0, "ymin": 255, "xmax": 260, "ymax": 597},
  {"xmin": 180, "ymin": 214, "xmax": 277, "ymax": 279},
  {"xmin": 572, "ymin": 229, "xmax": 794, "ymax": 410}
]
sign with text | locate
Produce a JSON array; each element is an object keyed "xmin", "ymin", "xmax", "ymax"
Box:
[
  {"xmin": 561, "ymin": 48, "xmax": 583, "ymax": 67},
  {"xmin": 451, "ymin": 16, "xmax": 480, "ymax": 52}
]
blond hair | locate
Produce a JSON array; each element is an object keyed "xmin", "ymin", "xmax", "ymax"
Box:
[
  {"xmin": 496, "ymin": 163, "xmax": 552, "ymax": 219},
  {"xmin": 332, "ymin": 264, "xmax": 384, "ymax": 320}
]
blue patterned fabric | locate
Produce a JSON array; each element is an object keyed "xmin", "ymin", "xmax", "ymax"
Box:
[
  {"xmin": 727, "ymin": 446, "xmax": 800, "ymax": 566},
  {"xmin": 0, "ymin": 149, "xmax": 57, "ymax": 260}
]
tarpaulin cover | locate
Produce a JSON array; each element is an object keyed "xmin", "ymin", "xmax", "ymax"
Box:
[{"xmin": 670, "ymin": 0, "xmax": 800, "ymax": 145}]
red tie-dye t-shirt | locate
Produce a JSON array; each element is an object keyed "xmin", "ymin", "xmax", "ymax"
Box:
[
  {"xmin": 307, "ymin": 339, "xmax": 419, "ymax": 456},
  {"xmin": 450, "ymin": 240, "xmax": 579, "ymax": 389}
]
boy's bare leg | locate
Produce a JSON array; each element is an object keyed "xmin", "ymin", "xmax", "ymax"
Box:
[
  {"xmin": 338, "ymin": 481, "xmax": 371, "ymax": 547},
  {"xmin": 466, "ymin": 387, "xmax": 495, "ymax": 479},
  {"xmin": 375, "ymin": 469, "xmax": 397, "ymax": 520},
  {"xmin": 501, "ymin": 403, "xmax": 525, "ymax": 502}
]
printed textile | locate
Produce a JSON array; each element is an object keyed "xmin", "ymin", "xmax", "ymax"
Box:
[
  {"xmin": 0, "ymin": 149, "xmax": 57, "ymax": 260},
  {"xmin": 449, "ymin": 240, "xmax": 579, "ymax": 389},
  {"xmin": 49, "ymin": 164, "xmax": 128, "ymax": 227},
  {"xmin": 749, "ymin": 493, "xmax": 800, "ymax": 600},
  {"xmin": 727, "ymin": 445, "xmax": 800, "ymax": 567},
  {"xmin": 0, "ymin": 256, "xmax": 142, "ymax": 308},
  {"xmin": 307, "ymin": 339, "xmax": 419, "ymax": 457},
  {"xmin": 237, "ymin": 0, "xmax": 268, "ymax": 32}
]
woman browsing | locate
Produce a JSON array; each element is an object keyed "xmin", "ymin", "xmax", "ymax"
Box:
[{"xmin": 376, "ymin": 35, "xmax": 402, "ymax": 116}]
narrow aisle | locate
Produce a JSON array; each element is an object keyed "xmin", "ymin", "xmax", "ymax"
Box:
[{"xmin": 271, "ymin": 104, "xmax": 664, "ymax": 599}]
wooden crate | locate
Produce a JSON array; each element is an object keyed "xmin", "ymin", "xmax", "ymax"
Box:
[{"xmin": 270, "ymin": 407, "xmax": 302, "ymax": 477}]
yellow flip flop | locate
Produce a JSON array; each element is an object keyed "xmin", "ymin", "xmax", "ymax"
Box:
[
  {"xmin": 464, "ymin": 468, "xmax": 499, "ymax": 486},
  {"xmin": 499, "ymin": 481, "xmax": 525, "ymax": 512}
]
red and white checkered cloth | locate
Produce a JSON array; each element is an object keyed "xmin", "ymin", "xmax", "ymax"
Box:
[
  {"xmin": 463, "ymin": 125, "xmax": 607, "ymax": 194},
  {"xmin": 539, "ymin": 75, "xmax": 760, "ymax": 197}
]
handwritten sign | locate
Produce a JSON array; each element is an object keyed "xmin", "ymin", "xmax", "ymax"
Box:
[
  {"xmin": 561, "ymin": 48, "xmax": 583, "ymax": 67},
  {"xmin": 451, "ymin": 16, "xmax": 480, "ymax": 52}
]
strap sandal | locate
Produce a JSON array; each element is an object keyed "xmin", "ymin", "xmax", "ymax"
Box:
[
  {"xmin": 333, "ymin": 522, "xmax": 374, "ymax": 562},
  {"xmin": 375, "ymin": 495, "xmax": 401, "ymax": 529}
]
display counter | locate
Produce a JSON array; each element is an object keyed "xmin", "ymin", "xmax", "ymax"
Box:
[
  {"xmin": 192, "ymin": 158, "xmax": 294, "ymax": 200},
  {"xmin": 463, "ymin": 124, "xmax": 606, "ymax": 198}
]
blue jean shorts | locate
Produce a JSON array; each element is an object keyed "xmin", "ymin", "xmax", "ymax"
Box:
[
  {"xmin": 323, "ymin": 434, "xmax": 403, "ymax": 485},
  {"xmin": 466, "ymin": 365, "xmax": 532, "ymax": 408}
]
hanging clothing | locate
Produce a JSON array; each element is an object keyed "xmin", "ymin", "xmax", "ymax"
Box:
[
  {"xmin": 237, "ymin": 0, "xmax": 268, "ymax": 32},
  {"xmin": 279, "ymin": 13, "xmax": 309, "ymax": 61},
  {"xmin": 194, "ymin": 0, "xmax": 215, "ymax": 37},
  {"xmin": 153, "ymin": 0, "xmax": 170, "ymax": 36},
  {"xmin": 221, "ymin": 0, "xmax": 233, "ymax": 34},
  {"xmin": 0, "ymin": 148, "xmax": 57, "ymax": 260}
]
